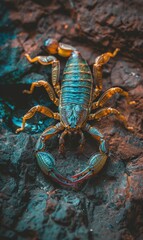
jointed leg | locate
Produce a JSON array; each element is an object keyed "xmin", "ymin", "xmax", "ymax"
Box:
[
  {"xmin": 23, "ymin": 80, "xmax": 59, "ymax": 106},
  {"xmin": 88, "ymin": 107, "xmax": 133, "ymax": 130},
  {"xmin": 59, "ymin": 130, "xmax": 68, "ymax": 154},
  {"xmin": 25, "ymin": 53, "xmax": 57, "ymax": 65},
  {"xmin": 78, "ymin": 131, "xmax": 85, "ymax": 153},
  {"xmin": 52, "ymin": 60, "xmax": 61, "ymax": 97},
  {"xmin": 25, "ymin": 54, "xmax": 61, "ymax": 97},
  {"xmin": 25, "ymin": 38, "xmax": 78, "ymax": 98},
  {"xmin": 59, "ymin": 130, "xmax": 85, "ymax": 154},
  {"xmin": 35, "ymin": 122, "xmax": 64, "ymax": 152},
  {"xmin": 93, "ymin": 48, "xmax": 120, "ymax": 99},
  {"xmin": 84, "ymin": 124, "xmax": 107, "ymax": 154},
  {"xmin": 92, "ymin": 87, "xmax": 135, "ymax": 109},
  {"xmin": 16, "ymin": 105, "xmax": 60, "ymax": 133}
]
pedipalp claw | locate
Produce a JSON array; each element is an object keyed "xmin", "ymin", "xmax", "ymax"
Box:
[
  {"xmin": 36, "ymin": 152, "xmax": 77, "ymax": 187},
  {"xmin": 71, "ymin": 171, "xmax": 93, "ymax": 184},
  {"xmin": 71, "ymin": 167, "xmax": 89, "ymax": 179},
  {"xmin": 36, "ymin": 149, "xmax": 107, "ymax": 187},
  {"xmin": 71, "ymin": 153, "xmax": 107, "ymax": 184},
  {"xmin": 88, "ymin": 153, "xmax": 107, "ymax": 174},
  {"xmin": 36, "ymin": 151, "xmax": 56, "ymax": 175},
  {"xmin": 49, "ymin": 172, "xmax": 77, "ymax": 188}
]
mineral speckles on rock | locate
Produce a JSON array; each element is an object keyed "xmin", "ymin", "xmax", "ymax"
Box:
[{"xmin": 111, "ymin": 61, "xmax": 143, "ymax": 89}]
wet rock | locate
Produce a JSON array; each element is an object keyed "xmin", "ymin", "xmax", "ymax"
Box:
[{"xmin": 21, "ymin": 73, "xmax": 45, "ymax": 84}]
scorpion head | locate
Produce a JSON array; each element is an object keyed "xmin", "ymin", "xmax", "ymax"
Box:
[{"xmin": 60, "ymin": 104, "xmax": 88, "ymax": 132}]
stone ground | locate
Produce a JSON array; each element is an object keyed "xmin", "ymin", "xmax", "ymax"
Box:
[{"xmin": 0, "ymin": 0, "xmax": 143, "ymax": 239}]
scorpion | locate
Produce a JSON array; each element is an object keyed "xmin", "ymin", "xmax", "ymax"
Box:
[{"xmin": 16, "ymin": 38, "xmax": 135, "ymax": 188}]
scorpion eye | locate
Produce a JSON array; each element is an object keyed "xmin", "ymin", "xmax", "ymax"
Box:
[{"xmin": 43, "ymin": 38, "xmax": 59, "ymax": 54}]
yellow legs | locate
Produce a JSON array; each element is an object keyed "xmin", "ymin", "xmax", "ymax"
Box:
[
  {"xmin": 15, "ymin": 105, "xmax": 60, "ymax": 133},
  {"xmin": 24, "ymin": 54, "xmax": 61, "ymax": 97},
  {"xmin": 92, "ymin": 87, "xmax": 136, "ymax": 109},
  {"xmin": 93, "ymin": 48, "xmax": 120, "ymax": 99},
  {"xmin": 88, "ymin": 107, "xmax": 133, "ymax": 130},
  {"xmin": 24, "ymin": 39, "xmax": 77, "ymax": 98},
  {"xmin": 91, "ymin": 49, "xmax": 135, "ymax": 132},
  {"xmin": 23, "ymin": 80, "xmax": 59, "ymax": 106}
]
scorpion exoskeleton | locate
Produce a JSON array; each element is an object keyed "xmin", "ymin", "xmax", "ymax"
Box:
[{"xmin": 16, "ymin": 38, "xmax": 135, "ymax": 188}]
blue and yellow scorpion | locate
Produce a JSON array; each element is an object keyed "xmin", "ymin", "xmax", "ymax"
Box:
[{"xmin": 16, "ymin": 39, "xmax": 135, "ymax": 188}]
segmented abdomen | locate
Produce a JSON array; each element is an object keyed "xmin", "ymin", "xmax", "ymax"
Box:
[{"xmin": 60, "ymin": 51, "xmax": 93, "ymax": 108}]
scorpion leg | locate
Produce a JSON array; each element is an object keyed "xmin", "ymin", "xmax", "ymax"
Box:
[
  {"xmin": 25, "ymin": 39, "xmax": 77, "ymax": 97},
  {"xmin": 88, "ymin": 107, "xmax": 133, "ymax": 130},
  {"xmin": 59, "ymin": 129, "xmax": 68, "ymax": 155},
  {"xmin": 36, "ymin": 123, "xmax": 77, "ymax": 187},
  {"xmin": 43, "ymin": 38, "xmax": 78, "ymax": 95},
  {"xmin": 92, "ymin": 87, "xmax": 136, "ymax": 109},
  {"xmin": 93, "ymin": 48, "xmax": 120, "ymax": 99},
  {"xmin": 25, "ymin": 54, "xmax": 61, "ymax": 97},
  {"xmin": 59, "ymin": 130, "xmax": 85, "ymax": 155},
  {"xmin": 23, "ymin": 80, "xmax": 59, "ymax": 106},
  {"xmin": 16, "ymin": 105, "xmax": 60, "ymax": 133},
  {"xmin": 71, "ymin": 124, "xmax": 107, "ymax": 182},
  {"xmin": 77, "ymin": 130, "xmax": 85, "ymax": 154}
]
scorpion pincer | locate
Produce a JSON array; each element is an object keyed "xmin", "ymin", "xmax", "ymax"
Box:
[{"xmin": 16, "ymin": 38, "xmax": 135, "ymax": 188}]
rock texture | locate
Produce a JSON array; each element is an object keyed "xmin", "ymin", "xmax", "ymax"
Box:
[{"xmin": 0, "ymin": 0, "xmax": 143, "ymax": 239}]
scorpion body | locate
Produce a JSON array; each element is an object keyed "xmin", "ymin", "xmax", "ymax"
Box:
[
  {"xmin": 60, "ymin": 51, "xmax": 93, "ymax": 130},
  {"xmin": 16, "ymin": 39, "xmax": 135, "ymax": 188}
]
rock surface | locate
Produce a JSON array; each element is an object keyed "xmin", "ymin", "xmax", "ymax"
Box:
[{"xmin": 0, "ymin": 0, "xmax": 143, "ymax": 240}]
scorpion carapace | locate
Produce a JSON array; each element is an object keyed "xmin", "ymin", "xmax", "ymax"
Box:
[{"xmin": 16, "ymin": 38, "xmax": 135, "ymax": 188}]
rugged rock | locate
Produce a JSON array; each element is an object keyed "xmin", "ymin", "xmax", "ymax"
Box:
[{"xmin": 0, "ymin": 0, "xmax": 143, "ymax": 240}]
